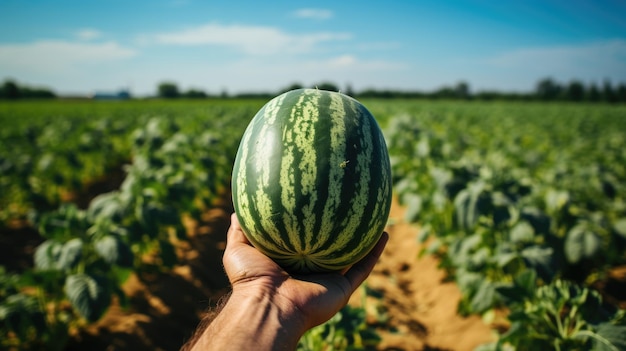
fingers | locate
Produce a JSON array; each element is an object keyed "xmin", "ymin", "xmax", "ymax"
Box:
[
  {"xmin": 226, "ymin": 213, "xmax": 251, "ymax": 246},
  {"xmin": 223, "ymin": 213, "xmax": 254, "ymax": 282},
  {"xmin": 343, "ymin": 232, "xmax": 388, "ymax": 293},
  {"xmin": 224, "ymin": 213, "xmax": 388, "ymax": 294}
]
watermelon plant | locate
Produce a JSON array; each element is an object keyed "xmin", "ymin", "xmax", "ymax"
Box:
[
  {"xmin": 0, "ymin": 101, "xmax": 259, "ymax": 349},
  {"xmin": 479, "ymin": 271, "xmax": 626, "ymax": 351},
  {"xmin": 298, "ymin": 304, "xmax": 381, "ymax": 351},
  {"xmin": 378, "ymin": 100, "xmax": 626, "ymax": 350},
  {"xmin": 3, "ymin": 97, "xmax": 625, "ymax": 350},
  {"xmin": 231, "ymin": 88, "xmax": 392, "ymax": 273}
]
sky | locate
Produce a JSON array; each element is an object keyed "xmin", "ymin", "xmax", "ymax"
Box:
[{"xmin": 1, "ymin": 0, "xmax": 625, "ymax": 96}]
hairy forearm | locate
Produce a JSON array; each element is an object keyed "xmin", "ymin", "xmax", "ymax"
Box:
[{"xmin": 189, "ymin": 288, "xmax": 307, "ymax": 351}]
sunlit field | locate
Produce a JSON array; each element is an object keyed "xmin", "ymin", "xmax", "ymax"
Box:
[{"xmin": 1, "ymin": 98, "xmax": 625, "ymax": 350}]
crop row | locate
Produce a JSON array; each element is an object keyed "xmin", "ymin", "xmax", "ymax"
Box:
[
  {"xmin": 2, "ymin": 99, "xmax": 625, "ymax": 350},
  {"xmin": 0, "ymin": 100, "xmax": 260, "ymax": 349},
  {"xmin": 380, "ymin": 100, "xmax": 626, "ymax": 349},
  {"xmin": 0, "ymin": 99, "xmax": 378, "ymax": 350}
]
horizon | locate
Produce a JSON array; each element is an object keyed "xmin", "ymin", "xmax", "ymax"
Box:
[{"xmin": 1, "ymin": 0, "xmax": 625, "ymax": 96}]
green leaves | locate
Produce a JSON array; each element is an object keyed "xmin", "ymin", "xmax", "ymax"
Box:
[
  {"xmin": 0, "ymin": 293, "xmax": 47, "ymax": 342},
  {"xmin": 490, "ymin": 279, "xmax": 626, "ymax": 351},
  {"xmin": 403, "ymin": 193, "xmax": 422, "ymax": 223},
  {"xmin": 509, "ymin": 221, "xmax": 534, "ymax": 244},
  {"xmin": 0, "ymin": 100, "xmax": 267, "ymax": 350},
  {"xmin": 64, "ymin": 274, "xmax": 110, "ymax": 322},
  {"xmin": 519, "ymin": 246, "xmax": 554, "ymax": 281},
  {"xmin": 592, "ymin": 323, "xmax": 626, "ymax": 351},
  {"xmin": 454, "ymin": 181, "xmax": 489, "ymax": 230},
  {"xmin": 298, "ymin": 304, "xmax": 381, "ymax": 350},
  {"xmin": 382, "ymin": 101, "xmax": 626, "ymax": 350},
  {"xmin": 57, "ymin": 239, "xmax": 84, "ymax": 271},
  {"xmin": 613, "ymin": 218, "xmax": 626, "ymax": 239},
  {"xmin": 20, "ymin": 112, "xmax": 248, "ymax": 335},
  {"xmin": 34, "ymin": 240, "xmax": 63, "ymax": 270},
  {"xmin": 94, "ymin": 235, "xmax": 133, "ymax": 267},
  {"xmin": 35, "ymin": 238, "xmax": 83, "ymax": 272},
  {"xmin": 565, "ymin": 223, "xmax": 602, "ymax": 264}
]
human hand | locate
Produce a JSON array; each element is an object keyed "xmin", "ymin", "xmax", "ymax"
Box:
[
  {"xmin": 223, "ymin": 213, "xmax": 389, "ymax": 332},
  {"xmin": 186, "ymin": 213, "xmax": 387, "ymax": 350}
]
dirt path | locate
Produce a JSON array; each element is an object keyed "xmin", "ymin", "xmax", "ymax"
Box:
[
  {"xmin": 350, "ymin": 198, "xmax": 495, "ymax": 350},
  {"xmin": 67, "ymin": 195, "xmax": 495, "ymax": 350}
]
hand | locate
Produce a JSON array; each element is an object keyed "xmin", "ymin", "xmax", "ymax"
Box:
[
  {"xmin": 186, "ymin": 213, "xmax": 388, "ymax": 351},
  {"xmin": 224, "ymin": 213, "xmax": 389, "ymax": 330}
]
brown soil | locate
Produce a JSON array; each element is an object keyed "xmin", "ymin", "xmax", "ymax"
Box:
[
  {"xmin": 65, "ymin": 198, "xmax": 234, "ymax": 351},
  {"xmin": 63, "ymin": 195, "xmax": 496, "ymax": 351},
  {"xmin": 349, "ymin": 199, "xmax": 496, "ymax": 351}
]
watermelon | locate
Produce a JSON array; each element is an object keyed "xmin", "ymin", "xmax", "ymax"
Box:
[{"xmin": 231, "ymin": 88, "xmax": 392, "ymax": 273}]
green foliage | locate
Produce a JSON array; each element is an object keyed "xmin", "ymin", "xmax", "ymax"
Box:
[
  {"xmin": 21, "ymin": 112, "xmax": 247, "ymax": 326},
  {"xmin": 483, "ymin": 275, "xmax": 626, "ymax": 351},
  {"xmin": 298, "ymin": 286, "xmax": 381, "ymax": 351},
  {"xmin": 379, "ymin": 100, "xmax": 626, "ymax": 349},
  {"xmin": 0, "ymin": 266, "xmax": 70, "ymax": 350},
  {"xmin": 0, "ymin": 79, "xmax": 56, "ymax": 99},
  {"xmin": 64, "ymin": 273, "xmax": 111, "ymax": 322},
  {"xmin": 298, "ymin": 305, "xmax": 381, "ymax": 351},
  {"xmin": 2, "ymin": 99, "xmax": 625, "ymax": 349},
  {"xmin": 157, "ymin": 81, "xmax": 180, "ymax": 98},
  {"xmin": 0, "ymin": 99, "xmax": 261, "ymax": 348}
]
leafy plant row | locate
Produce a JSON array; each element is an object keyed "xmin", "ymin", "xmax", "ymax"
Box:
[
  {"xmin": 381, "ymin": 101, "xmax": 626, "ymax": 350},
  {"xmin": 0, "ymin": 114, "xmax": 132, "ymax": 222},
  {"xmin": 0, "ymin": 102, "xmax": 255, "ymax": 349},
  {"xmin": 0, "ymin": 100, "xmax": 262, "ymax": 223},
  {"xmin": 0, "ymin": 99, "xmax": 381, "ymax": 350}
]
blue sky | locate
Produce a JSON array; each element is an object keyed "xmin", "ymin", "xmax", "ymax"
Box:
[{"xmin": 1, "ymin": 0, "xmax": 625, "ymax": 96}]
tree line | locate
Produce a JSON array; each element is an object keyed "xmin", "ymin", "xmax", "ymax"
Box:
[
  {"xmin": 2, "ymin": 78, "xmax": 625, "ymax": 103},
  {"xmin": 157, "ymin": 78, "xmax": 626, "ymax": 103},
  {"xmin": 0, "ymin": 80, "xmax": 56, "ymax": 99}
]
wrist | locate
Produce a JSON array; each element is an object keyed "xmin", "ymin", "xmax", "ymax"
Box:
[
  {"xmin": 193, "ymin": 280, "xmax": 307, "ymax": 351},
  {"xmin": 231, "ymin": 280, "xmax": 309, "ymax": 338}
]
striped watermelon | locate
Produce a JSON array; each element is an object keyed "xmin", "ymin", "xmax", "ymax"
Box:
[{"xmin": 231, "ymin": 88, "xmax": 392, "ymax": 273}]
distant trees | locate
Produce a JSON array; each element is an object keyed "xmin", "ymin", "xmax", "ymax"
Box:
[
  {"xmin": 277, "ymin": 82, "xmax": 350, "ymax": 95},
  {"xmin": 157, "ymin": 81, "xmax": 209, "ymax": 99},
  {"xmin": 157, "ymin": 81, "xmax": 280, "ymax": 99},
  {"xmin": 423, "ymin": 81, "xmax": 472, "ymax": 100},
  {"xmin": 0, "ymin": 80, "xmax": 56, "ymax": 99},
  {"xmin": 355, "ymin": 78, "xmax": 626, "ymax": 102},
  {"xmin": 535, "ymin": 77, "xmax": 626, "ymax": 103},
  {"xmin": 315, "ymin": 82, "xmax": 340, "ymax": 92},
  {"xmin": 536, "ymin": 78, "xmax": 563, "ymax": 101},
  {"xmin": 278, "ymin": 83, "xmax": 304, "ymax": 94},
  {"xmin": 565, "ymin": 80, "xmax": 585, "ymax": 102},
  {"xmin": 5, "ymin": 77, "xmax": 623, "ymax": 102},
  {"xmin": 157, "ymin": 82, "xmax": 180, "ymax": 98}
]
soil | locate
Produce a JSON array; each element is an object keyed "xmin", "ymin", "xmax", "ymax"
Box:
[
  {"xmin": 62, "ymin": 195, "xmax": 496, "ymax": 351},
  {"xmin": 5, "ymin": 188, "xmax": 626, "ymax": 350},
  {"xmin": 350, "ymin": 199, "xmax": 496, "ymax": 350}
]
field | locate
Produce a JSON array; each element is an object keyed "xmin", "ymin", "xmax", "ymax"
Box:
[{"xmin": 1, "ymin": 98, "xmax": 625, "ymax": 350}]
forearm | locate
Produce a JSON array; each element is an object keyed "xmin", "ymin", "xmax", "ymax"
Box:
[{"xmin": 190, "ymin": 289, "xmax": 307, "ymax": 351}]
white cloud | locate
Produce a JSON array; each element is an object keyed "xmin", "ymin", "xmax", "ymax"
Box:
[
  {"xmin": 487, "ymin": 39, "xmax": 626, "ymax": 80},
  {"xmin": 323, "ymin": 54, "xmax": 406, "ymax": 71},
  {"xmin": 76, "ymin": 29, "xmax": 102, "ymax": 41},
  {"xmin": 152, "ymin": 22, "xmax": 350, "ymax": 55},
  {"xmin": 292, "ymin": 8, "xmax": 334, "ymax": 20},
  {"xmin": 328, "ymin": 54, "xmax": 357, "ymax": 67},
  {"xmin": 0, "ymin": 40, "xmax": 138, "ymax": 73}
]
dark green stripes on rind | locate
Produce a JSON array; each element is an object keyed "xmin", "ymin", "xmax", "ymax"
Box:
[{"xmin": 232, "ymin": 88, "xmax": 392, "ymax": 273}]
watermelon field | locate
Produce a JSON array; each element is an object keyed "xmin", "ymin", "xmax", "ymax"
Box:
[{"xmin": 1, "ymin": 97, "xmax": 626, "ymax": 350}]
